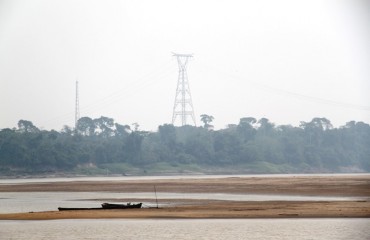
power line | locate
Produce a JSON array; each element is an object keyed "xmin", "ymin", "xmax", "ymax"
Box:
[
  {"xmin": 197, "ymin": 62, "xmax": 370, "ymax": 112},
  {"xmin": 81, "ymin": 63, "xmax": 174, "ymax": 116}
]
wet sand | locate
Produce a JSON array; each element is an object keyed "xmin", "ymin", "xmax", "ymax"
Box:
[{"xmin": 0, "ymin": 175, "xmax": 369, "ymax": 220}]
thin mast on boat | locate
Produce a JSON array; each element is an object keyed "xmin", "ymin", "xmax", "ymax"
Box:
[{"xmin": 154, "ymin": 185, "xmax": 159, "ymax": 209}]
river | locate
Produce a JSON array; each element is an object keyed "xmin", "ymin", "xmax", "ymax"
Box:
[
  {"xmin": 1, "ymin": 219, "xmax": 369, "ymax": 240},
  {"xmin": 0, "ymin": 174, "xmax": 369, "ymax": 239}
]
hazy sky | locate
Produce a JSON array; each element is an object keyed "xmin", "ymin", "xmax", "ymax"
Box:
[{"xmin": 1, "ymin": 0, "xmax": 369, "ymax": 131}]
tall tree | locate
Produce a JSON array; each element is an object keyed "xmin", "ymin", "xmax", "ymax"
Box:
[
  {"xmin": 114, "ymin": 123, "xmax": 131, "ymax": 137},
  {"xmin": 200, "ymin": 114, "xmax": 214, "ymax": 130},
  {"xmin": 76, "ymin": 117, "xmax": 95, "ymax": 136},
  {"xmin": 257, "ymin": 118, "xmax": 274, "ymax": 137},
  {"xmin": 17, "ymin": 120, "xmax": 39, "ymax": 133},
  {"xmin": 94, "ymin": 116, "xmax": 114, "ymax": 137},
  {"xmin": 238, "ymin": 117, "xmax": 257, "ymax": 142}
]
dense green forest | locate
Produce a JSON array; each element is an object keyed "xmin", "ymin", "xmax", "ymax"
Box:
[{"xmin": 0, "ymin": 116, "xmax": 369, "ymax": 176}]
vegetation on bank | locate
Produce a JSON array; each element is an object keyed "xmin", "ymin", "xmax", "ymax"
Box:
[{"xmin": 0, "ymin": 116, "xmax": 369, "ymax": 176}]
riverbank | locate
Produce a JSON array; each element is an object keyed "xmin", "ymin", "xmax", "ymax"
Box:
[
  {"xmin": 0, "ymin": 175, "xmax": 369, "ymax": 220},
  {"xmin": 1, "ymin": 174, "xmax": 370, "ymax": 196},
  {"xmin": 1, "ymin": 200, "xmax": 369, "ymax": 220}
]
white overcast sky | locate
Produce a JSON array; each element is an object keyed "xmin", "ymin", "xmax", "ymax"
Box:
[{"xmin": 1, "ymin": 0, "xmax": 369, "ymax": 131}]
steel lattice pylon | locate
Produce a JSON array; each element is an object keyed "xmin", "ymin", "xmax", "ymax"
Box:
[{"xmin": 171, "ymin": 53, "xmax": 196, "ymax": 126}]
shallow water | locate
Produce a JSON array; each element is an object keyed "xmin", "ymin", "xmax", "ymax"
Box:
[
  {"xmin": 0, "ymin": 191, "xmax": 365, "ymax": 213},
  {"xmin": 1, "ymin": 175, "xmax": 369, "ymax": 239},
  {"xmin": 1, "ymin": 174, "xmax": 369, "ymax": 213},
  {"xmin": 1, "ymin": 173, "xmax": 369, "ymax": 184},
  {"xmin": 1, "ymin": 219, "xmax": 369, "ymax": 240}
]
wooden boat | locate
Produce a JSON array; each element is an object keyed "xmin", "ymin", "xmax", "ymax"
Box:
[
  {"xmin": 101, "ymin": 202, "xmax": 142, "ymax": 209},
  {"xmin": 58, "ymin": 203, "xmax": 142, "ymax": 211}
]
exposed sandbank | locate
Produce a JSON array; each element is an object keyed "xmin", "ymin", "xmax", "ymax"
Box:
[
  {"xmin": 1, "ymin": 200, "xmax": 369, "ymax": 220},
  {"xmin": 0, "ymin": 175, "xmax": 369, "ymax": 220}
]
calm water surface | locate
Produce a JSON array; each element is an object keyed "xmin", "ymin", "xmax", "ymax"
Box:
[
  {"xmin": 1, "ymin": 173, "xmax": 369, "ymax": 184},
  {"xmin": 1, "ymin": 219, "xmax": 369, "ymax": 240},
  {"xmin": 0, "ymin": 174, "xmax": 369, "ymax": 213},
  {"xmin": 0, "ymin": 192, "xmax": 365, "ymax": 214},
  {"xmin": 1, "ymin": 175, "xmax": 369, "ymax": 239}
]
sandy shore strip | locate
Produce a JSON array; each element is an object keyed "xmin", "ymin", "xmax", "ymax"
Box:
[
  {"xmin": 1, "ymin": 175, "xmax": 370, "ymax": 196},
  {"xmin": 1, "ymin": 200, "xmax": 369, "ymax": 220},
  {"xmin": 0, "ymin": 175, "xmax": 369, "ymax": 220}
]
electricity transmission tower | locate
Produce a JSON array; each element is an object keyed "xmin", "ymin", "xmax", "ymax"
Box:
[
  {"xmin": 171, "ymin": 53, "xmax": 196, "ymax": 126},
  {"xmin": 75, "ymin": 80, "xmax": 80, "ymax": 129}
]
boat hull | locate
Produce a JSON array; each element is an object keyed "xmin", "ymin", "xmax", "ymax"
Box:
[
  {"xmin": 58, "ymin": 207, "xmax": 103, "ymax": 211},
  {"xmin": 101, "ymin": 203, "xmax": 142, "ymax": 209},
  {"xmin": 58, "ymin": 203, "xmax": 142, "ymax": 211}
]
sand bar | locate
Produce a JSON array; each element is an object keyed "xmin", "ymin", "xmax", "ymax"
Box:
[{"xmin": 0, "ymin": 175, "xmax": 369, "ymax": 220}]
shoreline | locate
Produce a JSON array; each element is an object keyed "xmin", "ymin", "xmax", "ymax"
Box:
[
  {"xmin": 0, "ymin": 175, "xmax": 369, "ymax": 220},
  {"xmin": 1, "ymin": 175, "xmax": 369, "ymax": 196},
  {"xmin": 1, "ymin": 172, "xmax": 369, "ymax": 179},
  {"xmin": 1, "ymin": 200, "xmax": 369, "ymax": 220}
]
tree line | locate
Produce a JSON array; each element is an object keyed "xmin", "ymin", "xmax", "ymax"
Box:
[{"xmin": 0, "ymin": 116, "xmax": 369, "ymax": 175}]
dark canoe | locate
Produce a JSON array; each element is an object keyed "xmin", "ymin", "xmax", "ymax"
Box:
[
  {"xmin": 58, "ymin": 203, "xmax": 142, "ymax": 211},
  {"xmin": 58, "ymin": 207, "xmax": 103, "ymax": 211},
  {"xmin": 101, "ymin": 202, "xmax": 142, "ymax": 209}
]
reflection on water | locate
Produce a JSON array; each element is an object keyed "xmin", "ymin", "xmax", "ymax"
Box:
[
  {"xmin": 0, "ymin": 191, "xmax": 366, "ymax": 213},
  {"xmin": 0, "ymin": 219, "xmax": 369, "ymax": 240}
]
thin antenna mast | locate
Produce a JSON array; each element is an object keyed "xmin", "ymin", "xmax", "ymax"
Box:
[
  {"xmin": 171, "ymin": 53, "xmax": 196, "ymax": 126},
  {"xmin": 75, "ymin": 80, "xmax": 80, "ymax": 129}
]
